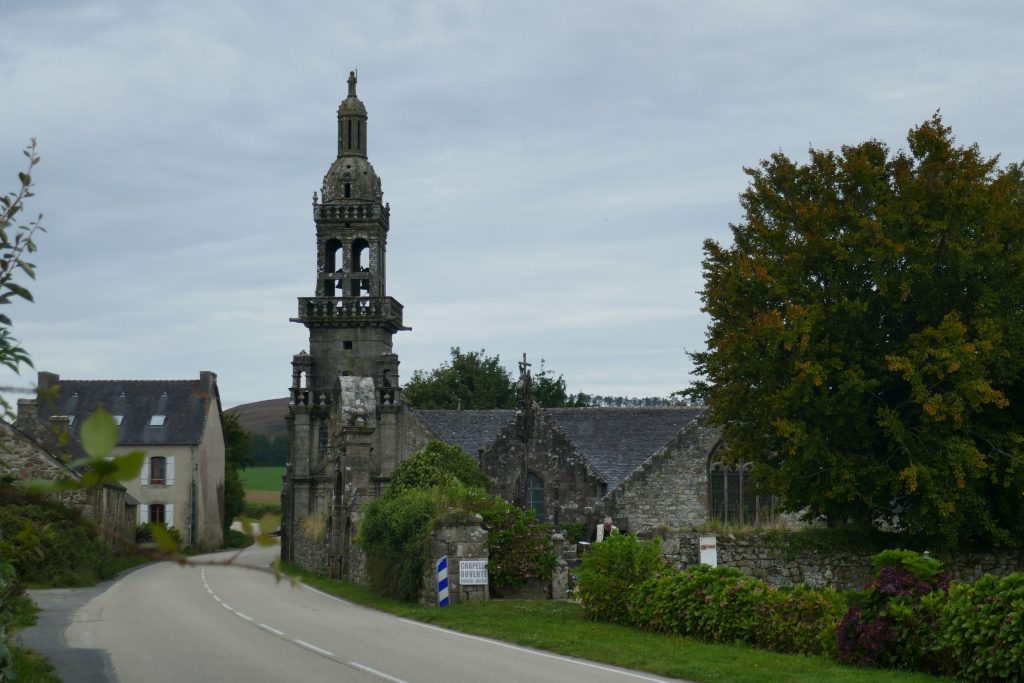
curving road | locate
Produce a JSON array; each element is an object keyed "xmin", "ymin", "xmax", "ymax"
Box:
[{"xmin": 25, "ymin": 544, "xmax": 686, "ymax": 683}]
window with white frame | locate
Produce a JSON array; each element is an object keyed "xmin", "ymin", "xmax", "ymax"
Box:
[
  {"xmin": 141, "ymin": 455, "xmax": 175, "ymax": 486},
  {"xmin": 139, "ymin": 503, "xmax": 174, "ymax": 527}
]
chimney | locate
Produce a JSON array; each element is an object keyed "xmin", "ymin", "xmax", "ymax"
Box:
[
  {"xmin": 199, "ymin": 370, "xmax": 217, "ymax": 396},
  {"xmin": 37, "ymin": 371, "xmax": 60, "ymax": 393},
  {"xmin": 15, "ymin": 398, "xmax": 39, "ymax": 425}
]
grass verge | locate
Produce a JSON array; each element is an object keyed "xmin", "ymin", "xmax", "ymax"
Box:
[
  {"xmin": 281, "ymin": 563, "xmax": 951, "ymax": 683},
  {"xmin": 7, "ymin": 593, "xmax": 60, "ymax": 683}
]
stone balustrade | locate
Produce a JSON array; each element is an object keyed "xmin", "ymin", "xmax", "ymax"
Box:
[
  {"xmin": 295, "ymin": 296, "xmax": 404, "ymax": 329},
  {"xmin": 313, "ymin": 201, "xmax": 389, "ymax": 226}
]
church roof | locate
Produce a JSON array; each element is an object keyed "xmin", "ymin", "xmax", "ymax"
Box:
[
  {"xmin": 410, "ymin": 408, "xmax": 515, "ymax": 457},
  {"xmin": 36, "ymin": 373, "xmax": 220, "ymax": 446},
  {"xmin": 411, "ymin": 405, "xmax": 705, "ymax": 491},
  {"xmin": 544, "ymin": 407, "xmax": 705, "ymax": 490}
]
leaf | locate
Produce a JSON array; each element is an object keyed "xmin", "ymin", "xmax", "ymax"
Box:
[
  {"xmin": 4, "ymin": 282, "xmax": 33, "ymax": 302},
  {"xmin": 80, "ymin": 407, "xmax": 119, "ymax": 458},
  {"xmin": 18, "ymin": 172, "xmax": 30, "ymax": 186}
]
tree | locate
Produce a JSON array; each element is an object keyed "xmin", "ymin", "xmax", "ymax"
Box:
[
  {"xmin": 403, "ymin": 348, "xmax": 592, "ymax": 409},
  {"xmin": 690, "ymin": 114, "xmax": 1024, "ymax": 547},
  {"xmin": 221, "ymin": 413, "xmax": 252, "ymax": 532},
  {"xmin": 403, "ymin": 347, "xmax": 516, "ymax": 409},
  {"xmin": 0, "ymin": 140, "xmax": 44, "ymax": 385}
]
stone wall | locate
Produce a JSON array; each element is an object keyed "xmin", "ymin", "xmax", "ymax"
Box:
[
  {"xmin": 292, "ymin": 530, "xmax": 330, "ymax": 575},
  {"xmin": 604, "ymin": 418, "xmax": 720, "ymax": 533},
  {"xmin": 657, "ymin": 530, "xmax": 1024, "ymax": 589},
  {"xmin": 421, "ymin": 521, "xmax": 489, "ymax": 606}
]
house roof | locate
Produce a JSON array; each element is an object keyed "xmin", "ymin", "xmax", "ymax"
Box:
[
  {"xmin": 544, "ymin": 407, "xmax": 705, "ymax": 490},
  {"xmin": 37, "ymin": 374, "xmax": 219, "ymax": 446},
  {"xmin": 410, "ymin": 409, "xmax": 516, "ymax": 457},
  {"xmin": 411, "ymin": 405, "xmax": 705, "ymax": 491}
]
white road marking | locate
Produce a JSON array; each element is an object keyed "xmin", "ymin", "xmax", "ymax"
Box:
[
  {"xmin": 400, "ymin": 619, "xmax": 675, "ymax": 683},
  {"xmin": 349, "ymin": 661, "xmax": 410, "ymax": 683},
  {"xmin": 222, "ymin": 602, "xmax": 233, "ymax": 611},
  {"xmin": 258, "ymin": 623, "xmax": 285, "ymax": 637},
  {"xmin": 213, "ymin": 596, "xmax": 221, "ymax": 603},
  {"xmin": 235, "ymin": 612, "xmax": 254, "ymax": 622},
  {"xmin": 294, "ymin": 639, "xmax": 335, "ymax": 658}
]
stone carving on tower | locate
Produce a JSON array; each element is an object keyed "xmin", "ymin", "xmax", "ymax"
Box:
[{"xmin": 281, "ymin": 71, "xmax": 408, "ymax": 577}]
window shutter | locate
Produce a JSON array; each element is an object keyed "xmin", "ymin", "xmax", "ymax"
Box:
[
  {"xmin": 140, "ymin": 504, "xmax": 149, "ymax": 524},
  {"xmin": 141, "ymin": 459, "xmax": 150, "ymax": 486},
  {"xmin": 166, "ymin": 503, "xmax": 175, "ymax": 528},
  {"xmin": 166, "ymin": 456, "xmax": 175, "ymax": 486}
]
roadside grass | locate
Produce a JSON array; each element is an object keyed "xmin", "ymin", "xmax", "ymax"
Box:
[
  {"xmin": 7, "ymin": 593, "xmax": 60, "ymax": 683},
  {"xmin": 11, "ymin": 646, "xmax": 60, "ymax": 682},
  {"xmin": 282, "ymin": 564, "xmax": 951, "ymax": 683},
  {"xmin": 241, "ymin": 466, "xmax": 285, "ymax": 491}
]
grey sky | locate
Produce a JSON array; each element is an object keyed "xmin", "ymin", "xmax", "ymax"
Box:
[{"xmin": 1, "ymin": 0, "xmax": 1022, "ymax": 408}]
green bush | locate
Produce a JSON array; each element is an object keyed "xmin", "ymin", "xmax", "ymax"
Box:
[
  {"xmin": 469, "ymin": 496, "xmax": 555, "ymax": 590},
  {"xmin": 629, "ymin": 565, "xmax": 764, "ymax": 643},
  {"xmin": 579, "ymin": 533, "xmax": 664, "ymax": 624},
  {"xmin": 836, "ymin": 549, "xmax": 951, "ymax": 672},
  {"xmin": 388, "ymin": 440, "xmax": 492, "ymax": 494},
  {"xmin": 0, "ymin": 561, "xmax": 18, "ymax": 681},
  {"xmin": 752, "ymin": 585, "xmax": 845, "ymax": 656},
  {"xmin": 223, "ymin": 528, "xmax": 253, "ymax": 549},
  {"xmin": 359, "ymin": 486, "xmax": 448, "ymax": 601},
  {"xmin": 0, "ymin": 486, "xmax": 115, "ymax": 587},
  {"xmin": 135, "ymin": 522, "xmax": 183, "ymax": 548},
  {"xmin": 941, "ymin": 573, "xmax": 1024, "ymax": 682},
  {"xmin": 627, "ymin": 564, "xmax": 842, "ymax": 655},
  {"xmin": 244, "ymin": 501, "xmax": 282, "ymax": 518}
]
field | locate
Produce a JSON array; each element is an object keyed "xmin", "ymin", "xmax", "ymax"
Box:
[{"xmin": 241, "ymin": 466, "xmax": 284, "ymax": 503}]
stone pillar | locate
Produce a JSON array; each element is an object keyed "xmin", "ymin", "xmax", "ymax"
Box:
[{"xmin": 422, "ymin": 520, "xmax": 489, "ymax": 606}]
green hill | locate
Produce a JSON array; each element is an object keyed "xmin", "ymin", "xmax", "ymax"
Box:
[{"xmin": 226, "ymin": 397, "xmax": 289, "ymax": 438}]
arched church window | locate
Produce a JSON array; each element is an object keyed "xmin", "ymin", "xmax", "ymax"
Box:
[
  {"xmin": 527, "ymin": 472, "xmax": 545, "ymax": 522},
  {"xmin": 708, "ymin": 452, "xmax": 775, "ymax": 525}
]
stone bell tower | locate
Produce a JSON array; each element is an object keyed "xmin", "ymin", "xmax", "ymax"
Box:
[{"xmin": 282, "ymin": 71, "xmax": 407, "ymax": 571}]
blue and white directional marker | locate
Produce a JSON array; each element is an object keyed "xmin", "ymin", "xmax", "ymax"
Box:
[{"xmin": 436, "ymin": 556, "xmax": 449, "ymax": 607}]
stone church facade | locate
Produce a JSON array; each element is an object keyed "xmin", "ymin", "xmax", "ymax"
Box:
[{"xmin": 281, "ymin": 74, "xmax": 751, "ymax": 580}]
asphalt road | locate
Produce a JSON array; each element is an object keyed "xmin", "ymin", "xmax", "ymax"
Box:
[{"xmin": 24, "ymin": 544, "xmax": 686, "ymax": 683}]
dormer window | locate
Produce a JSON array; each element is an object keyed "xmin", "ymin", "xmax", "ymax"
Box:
[{"xmin": 149, "ymin": 391, "xmax": 168, "ymax": 427}]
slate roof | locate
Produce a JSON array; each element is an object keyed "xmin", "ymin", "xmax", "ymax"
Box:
[
  {"xmin": 544, "ymin": 407, "xmax": 705, "ymax": 490},
  {"xmin": 37, "ymin": 377, "xmax": 218, "ymax": 446},
  {"xmin": 411, "ymin": 406, "xmax": 706, "ymax": 492},
  {"xmin": 409, "ymin": 409, "xmax": 516, "ymax": 457}
]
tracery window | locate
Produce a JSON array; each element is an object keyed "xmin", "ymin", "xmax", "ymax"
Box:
[
  {"xmin": 708, "ymin": 453, "xmax": 775, "ymax": 525},
  {"xmin": 527, "ymin": 472, "xmax": 545, "ymax": 522}
]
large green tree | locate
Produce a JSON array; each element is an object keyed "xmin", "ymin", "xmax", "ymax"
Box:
[
  {"xmin": 403, "ymin": 347, "xmax": 517, "ymax": 409},
  {"xmin": 403, "ymin": 348, "xmax": 589, "ymax": 409},
  {"xmin": 690, "ymin": 114, "xmax": 1024, "ymax": 546}
]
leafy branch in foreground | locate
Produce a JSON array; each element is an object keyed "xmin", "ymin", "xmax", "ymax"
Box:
[{"xmin": 0, "ymin": 139, "xmax": 45, "ymax": 375}]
